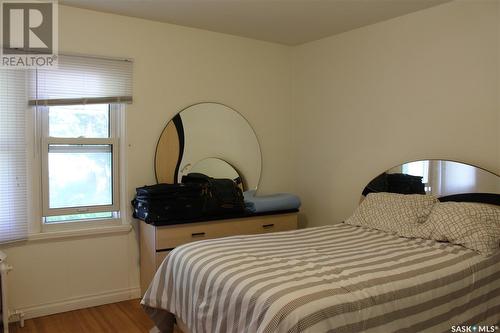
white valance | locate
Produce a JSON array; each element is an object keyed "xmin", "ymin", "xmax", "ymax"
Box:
[{"xmin": 29, "ymin": 54, "xmax": 133, "ymax": 106}]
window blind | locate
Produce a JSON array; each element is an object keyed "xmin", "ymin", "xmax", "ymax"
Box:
[
  {"xmin": 0, "ymin": 69, "xmax": 28, "ymax": 244},
  {"xmin": 30, "ymin": 54, "xmax": 133, "ymax": 106}
]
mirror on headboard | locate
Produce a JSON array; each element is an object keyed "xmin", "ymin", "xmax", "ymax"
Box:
[
  {"xmin": 363, "ymin": 160, "xmax": 500, "ymax": 205},
  {"xmin": 155, "ymin": 103, "xmax": 261, "ymax": 190}
]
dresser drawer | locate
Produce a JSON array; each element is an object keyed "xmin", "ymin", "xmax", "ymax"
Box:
[
  {"xmin": 155, "ymin": 213, "xmax": 298, "ymax": 250},
  {"xmin": 155, "ymin": 219, "xmax": 252, "ymax": 250}
]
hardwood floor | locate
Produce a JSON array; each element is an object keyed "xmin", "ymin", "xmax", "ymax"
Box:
[{"xmin": 7, "ymin": 299, "xmax": 181, "ymax": 333}]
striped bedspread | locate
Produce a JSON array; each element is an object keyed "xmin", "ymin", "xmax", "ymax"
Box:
[{"xmin": 141, "ymin": 223, "xmax": 500, "ymax": 333}]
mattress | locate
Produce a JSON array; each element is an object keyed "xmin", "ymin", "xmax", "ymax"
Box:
[{"xmin": 141, "ymin": 223, "xmax": 500, "ymax": 333}]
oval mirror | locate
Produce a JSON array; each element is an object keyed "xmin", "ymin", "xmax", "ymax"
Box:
[
  {"xmin": 363, "ymin": 160, "xmax": 500, "ymax": 205},
  {"xmin": 155, "ymin": 103, "xmax": 262, "ymax": 190}
]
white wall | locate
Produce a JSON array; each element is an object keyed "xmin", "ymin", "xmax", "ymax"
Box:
[
  {"xmin": 3, "ymin": 5, "xmax": 294, "ymax": 318},
  {"xmin": 292, "ymin": 0, "xmax": 500, "ymax": 227}
]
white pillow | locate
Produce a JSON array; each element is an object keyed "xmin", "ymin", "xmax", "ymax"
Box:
[
  {"xmin": 345, "ymin": 192, "xmax": 438, "ymax": 237},
  {"xmin": 425, "ymin": 202, "xmax": 500, "ymax": 255}
]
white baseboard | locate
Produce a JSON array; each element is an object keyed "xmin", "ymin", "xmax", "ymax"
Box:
[{"xmin": 12, "ymin": 286, "xmax": 142, "ymax": 320}]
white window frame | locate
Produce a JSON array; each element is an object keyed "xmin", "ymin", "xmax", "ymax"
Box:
[{"xmin": 39, "ymin": 104, "xmax": 123, "ymax": 231}]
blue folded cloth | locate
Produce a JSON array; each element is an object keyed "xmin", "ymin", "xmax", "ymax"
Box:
[{"xmin": 243, "ymin": 190, "xmax": 301, "ymax": 213}]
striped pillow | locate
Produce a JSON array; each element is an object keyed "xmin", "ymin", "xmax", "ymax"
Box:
[
  {"xmin": 345, "ymin": 192, "xmax": 438, "ymax": 237},
  {"xmin": 425, "ymin": 202, "xmax": 500, "ymax": 255}
]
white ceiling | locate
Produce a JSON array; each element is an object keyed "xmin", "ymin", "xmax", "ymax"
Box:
[{"xmin": 60, "ymin": 0, "xmax": 452, "ymax": 45}]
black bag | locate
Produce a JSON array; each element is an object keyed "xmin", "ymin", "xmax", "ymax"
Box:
[
  {"xmin": 132, "ymin": 175, "xmax": 245, "ymax": 224},
  {"xmin": 387, "ymin": 173, "xmax": 425, "ymax": 195},
  {"xmin": 363, "ymin": 172, "xmax": 425, "ymax": 196},
  {"xmin": 182, "ymin": 173, "xmax": 245, "ymax": 215},
  {"xmin": 132, "ymin": 183, "xmax": 205, "ymax": 223}
]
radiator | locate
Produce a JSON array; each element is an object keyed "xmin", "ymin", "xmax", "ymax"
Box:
[{"xmin": 0, "ymin": 251, "xmax": 23, "ymax": 333}]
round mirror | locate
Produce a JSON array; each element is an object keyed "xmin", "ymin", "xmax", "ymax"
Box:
[{"xmin": 155, "ymin": 103, "xmax": 262, "ymax": 190}]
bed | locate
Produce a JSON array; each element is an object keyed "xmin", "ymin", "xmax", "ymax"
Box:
[
  {"xmin": 142, "ymin": 223, "xmax": 500, "ymax": 332},
  {"xmin": 141, "ymin": 160, "xmax": 500, "ymax": 332}
]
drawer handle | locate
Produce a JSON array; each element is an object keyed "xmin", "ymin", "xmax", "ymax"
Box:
[
  {"xmin": 191, "ymin": 232, "xmax": 206, "ymax": 238},
  {"xmin": 262, "ymin": 224, "xmax": 274, "ymax": 229}
]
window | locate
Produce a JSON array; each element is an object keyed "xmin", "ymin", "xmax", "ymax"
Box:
[
  {"xmin": 402, "ymin": 160, "xmax": 429, "ymax": 184},
  {"xmin": 402, "ymin": 160, "xmax": 431, "ymax": 192},
  {"xmin": 29, "ymin": 54, "xmax": 133, "ymax": 229},
  {"xmin": 41, "ymin": 104, "xmax": 120, "ymax": 224}
]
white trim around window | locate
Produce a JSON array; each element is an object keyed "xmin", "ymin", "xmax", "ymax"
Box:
[{"xmin": 32, "ymin": 104, "xmax": 127, "ymax": 234}]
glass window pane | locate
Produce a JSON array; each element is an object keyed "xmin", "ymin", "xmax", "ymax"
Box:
[
  {"xmin": 45, "ymin": 212, "xmax": 114, "ymax": 223},
  {"xmin": 49, "ymin": 104, "xmax": 110, "ymax": 138},
  {"xmin": 48, "ymin": 145, "xmax": 113, "ymax": 209},
  {"xmin": 402, "ymin": 161, "xmax": 429, "ymax": 184}
]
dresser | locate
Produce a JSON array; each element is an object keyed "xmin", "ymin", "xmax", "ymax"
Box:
[{"xmin": 140, "ymin": 212, "xmax": 298, "ymax": 294}]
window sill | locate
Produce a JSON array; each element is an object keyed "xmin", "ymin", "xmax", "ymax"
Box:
[{"xmin": 28, "ymin": 224, "xmax": 132, "ymax": 242}]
